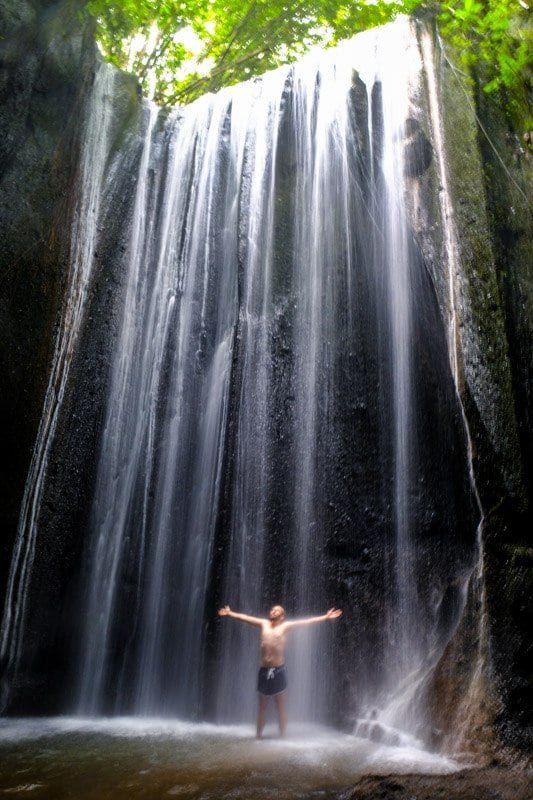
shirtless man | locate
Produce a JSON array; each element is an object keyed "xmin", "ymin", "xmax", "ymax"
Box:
[{"xmin": 217, "ymin": 604, "xmax": 342, "ymax": 738}]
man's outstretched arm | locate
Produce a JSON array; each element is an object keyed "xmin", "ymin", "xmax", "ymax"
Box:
[
  {"xmin": 284, "ymin": 608, "xmax": 343, "ymax": 630},
  {"xmin": 218, "ymin": 605, "xmax": 264, "ymax": 627}
]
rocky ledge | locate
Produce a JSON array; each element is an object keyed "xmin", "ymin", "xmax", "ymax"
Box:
[{"xmin": 332, "ymin": 767, "xmax": 532, "ymax": 800}]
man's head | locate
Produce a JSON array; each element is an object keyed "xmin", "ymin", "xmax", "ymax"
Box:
[{"xmin": 269, "ymin": 605, "xmax": 285, "ymax": 623}]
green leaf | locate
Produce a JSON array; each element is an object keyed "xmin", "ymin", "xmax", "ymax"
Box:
[{"xmin": 82, "ymin": 0, "xmax": 531, "ymax": 124}]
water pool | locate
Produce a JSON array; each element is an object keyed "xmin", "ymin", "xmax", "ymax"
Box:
[{"xmin": 0, "ymin": 718, "xmax": 458, "ymax": 799}]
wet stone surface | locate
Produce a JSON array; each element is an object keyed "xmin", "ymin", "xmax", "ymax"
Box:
[{"xmin": 335, "ymin": 767, "xmax": 533, "ymax": 800}]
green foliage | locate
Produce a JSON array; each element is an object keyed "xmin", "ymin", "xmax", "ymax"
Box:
[
  {"xmin": 83, "ymin": 0, "xmax": 416, "ymax": 104},
  {"xmin": 438, "ymin": 0, "xmax": 531, "ymax": 123},
  {"xmin": 83, "ymin": 0, "xmax": 531, "ymax": 119}
]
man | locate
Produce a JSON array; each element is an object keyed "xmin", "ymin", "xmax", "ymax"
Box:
[{"xmin": 217, "ymin": 604, "xmax": 343, "ymax": 738}]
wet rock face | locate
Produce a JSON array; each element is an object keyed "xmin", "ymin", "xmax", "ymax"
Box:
[
  {"xmin": 403, "ymin": 117, "xmax": 433, "ymax": 177},
  {"xmin": 336, "ymin": 768, "xmax": 533, "ymax": 800},
  {"xmin": 0, "ymin": 0, "xmax": 145, "ymax": 712},
  {"xmin": 0, "ymin": 0, "xmax": 92, "ymax": 603},
  {"xmin": 435, "ymin": 50, "xmax": 532, "ymax": 756},
  {"xmin": 475, "ymin": 90, "xmax": 533, "ymax": 754}
]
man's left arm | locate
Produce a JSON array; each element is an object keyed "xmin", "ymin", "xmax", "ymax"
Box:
[{"xmin": 284, "ymin": 608, "xmax": 342, "ymax": 629}]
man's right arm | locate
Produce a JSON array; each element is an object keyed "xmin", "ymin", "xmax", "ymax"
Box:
[{"xmin": 218, "ymin": 606, "xmax": 264, "ymax": 627}]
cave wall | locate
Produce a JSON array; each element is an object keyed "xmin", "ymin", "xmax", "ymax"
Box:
[
  {"xmin": 0, "ymin": 0, "xmax": 146, "ymax": 710},
  {"xmin": 434, "ymin": 35, "xmax": 532, "ymax": 756},
  {"xmin": 473, "ymin": 84, "xmax": 533, "ymax": 756},
  {"xmin": 0, "ymin": 0, "xmax": 94, "ymax": 609}
]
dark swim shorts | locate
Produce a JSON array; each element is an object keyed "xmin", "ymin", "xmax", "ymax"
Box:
[{"xmin": 257, "ymin": 665, "xmax": 287, "ymax": 696}]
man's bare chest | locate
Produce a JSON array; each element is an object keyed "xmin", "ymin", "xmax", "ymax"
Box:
[{"xmin": 261, "ymin": 626, "xmax": 286, "ymax": 647}]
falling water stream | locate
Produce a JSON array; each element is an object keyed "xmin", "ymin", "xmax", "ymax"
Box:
[
  {"xmin": 76, "ymin": 19, "xmax": 430, "ymax": 724},
  {"xmin": 1, "ymin": 15, "xmax": 485, "ymax": 793}
]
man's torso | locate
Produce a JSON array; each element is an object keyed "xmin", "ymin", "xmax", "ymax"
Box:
[{"xmin": 260, "ymin": 621, "xmax": 287, "ymax": 667}]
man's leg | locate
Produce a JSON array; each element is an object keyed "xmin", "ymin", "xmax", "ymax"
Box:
[
  {"xmin": 274, "ymin": 691, "xmax": 287, "ymax": 737},
  {"xmin": 256, "ymin": 693, "xmax": 268, "ymax": 739}
]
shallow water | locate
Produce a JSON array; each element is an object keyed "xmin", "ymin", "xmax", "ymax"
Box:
[{"xmin": 0, "ymin": 718, "xmax": 457, "ymax": 799}]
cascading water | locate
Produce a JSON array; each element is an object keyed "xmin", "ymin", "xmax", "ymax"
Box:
[
  {"xmin": 356, "ymin": 26, "xmax": 424, "ymax": 733},
  {"xmin": 78, "ymin": 88, "xmax": 244, "ymax": 715},
  {"xmin": 3, "ymin": 16, "xmax": 481, "ymax": 750}
]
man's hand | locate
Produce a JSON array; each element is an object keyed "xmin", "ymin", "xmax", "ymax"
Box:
[
  {"xmin": 326, "ymin": 608, "xmax": 342, "ymax": 619},
  {"xmin": 217, "ymin": 607, "xmax": 263, "ymax": 627}
]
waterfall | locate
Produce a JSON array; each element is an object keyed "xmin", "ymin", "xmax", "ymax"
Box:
[
  {"xmin": 78, "ymin": 16, "xmax": 441, "ymax": 726},
  {"xmin": 78, "ymin": 86, "xmax": 245, "ymax": 714},
  {"xmin": 78, "ymin": 99, "xmax": 161, "ymax": 713},
  {"xmin": 372, "ymin": 27, "xmax": 425, "ymax": 735},
  {"xmin": 3, "ymin": 17, "xmax": 482, "ymax": 746}
]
